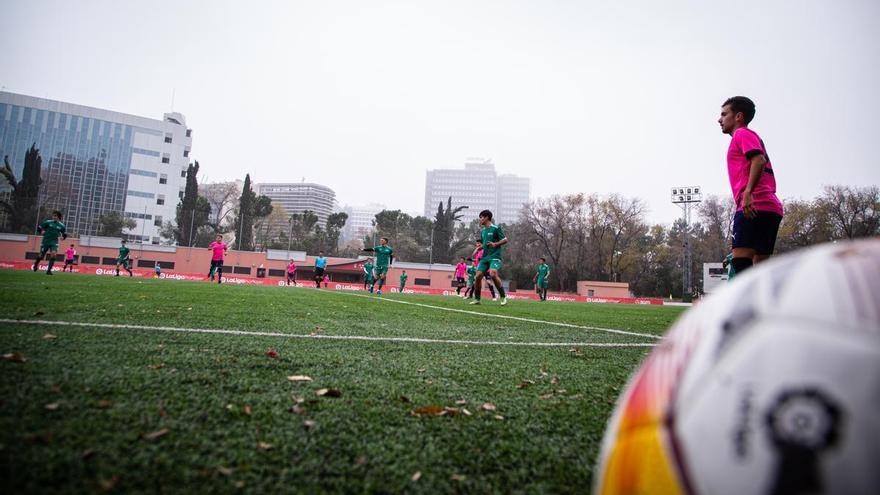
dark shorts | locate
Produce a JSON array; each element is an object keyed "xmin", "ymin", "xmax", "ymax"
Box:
[
  {"xmin": 456, "ymin": 277, "xmax": 465, "ymax": 287},
  {"xmin": 211, "ymin": 260, "xmax": 224, "ymax": 269},
  {"xmin": 315, "ymin": 267, "xmax": 325, "ymax": 279},
  {"xmin": 732, "ymin": 211, "xmax": 783, "ymax": 255}
]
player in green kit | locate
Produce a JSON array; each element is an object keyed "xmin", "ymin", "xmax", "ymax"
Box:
[
  {"xmin": 364, "ymin": 237, "xmax": 393, "ymax": 295},
  {"xmin": 116, "ymin": 239, "xmax": 133, "ymax": 277},
  {"xmin": 534, "ymin": 257, "xmax": 551, "ymax": 301},
  {"xmin": 463, "ymin": 258, "xmax": 477, "ymax": 299},
  {"xmin": 471, "ymin": 210, "xmax": 508, "ymax": 306},
  {"xmin": 399, "ymin": 270, "xmax": 408, "ymax": 292},
  {"xmin": 362, "ymin": 258, "xmax": 375, "ymax": 290},
  {"xmin": 32, "ymin": 210, "xmax": 67, "ymax": 275}
]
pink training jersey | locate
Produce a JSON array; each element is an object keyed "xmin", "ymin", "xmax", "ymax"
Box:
[
  {"xmin": 287, "ymin": 262, "xmax": 297, "ymax": 273},
  {"xmin": 455, "ymin": 262, "xmax": 467, "ymax": 278},
  {"xmin": 727, "ymin": 127, "xmax": 783, "ymax": 216},
  {"xmin": 473, "ymin": 248, "xmax": 484, "ymax": 263},
  {"xmin": 209, "ymin": 241, "xmax": 227, "ymax": 261},
  {"xmin": 65, "ymin": 247, "xmax": 76, "ymax": 260}
]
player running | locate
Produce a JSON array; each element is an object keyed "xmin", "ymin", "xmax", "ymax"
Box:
[
  {"xmin": 534, "ymin": 257, "xmax": 551, "ymax": 301},
  {"xmin": 115, "ymin": 239, "xmax": 133, "ymax": 277},
  {"xmin": 314, "ymin": 250, "xmax": 328, "ymax": 288},
  {"xmin": 718, "ymin": 96, "xmax": 784, "ymax": 275},
  {"xmin": 208, "ymin": 234, "xmax": 228, "ymax": 283},
  {"xmin": 362, "ymin": 257, "xmax": 375, "ymax": 291},
  {"xmin": 472, "ymin": 239, "xmax": 497, "ymax": 300},
  {"xmin": 399, "ymin": 270, "xmax": 408, "ymax": 292},
  {"xmin": 471, "ymin": 210, "xmax": 508, "ymax": 306},
  {"xmin": 454, "ymin": 257, "xmax": 467, "ymax": 297},
  {"xmin": 63, "ymin": 244, "xmax": 76, "ymax": 272},
  {"xmin": 32, "ymin": 210, "xmax": 67, "ymax": 275},
  {"xmin": 286, "ymin": 259, "xmax": 297, "ymax": 285},
  {"xmin": 463, "ymin": 258, "xmax": 477, "ymax": 299},
  {"xmin": 363, "ymin": 237, "xmax": 393, "ymax": 295}
]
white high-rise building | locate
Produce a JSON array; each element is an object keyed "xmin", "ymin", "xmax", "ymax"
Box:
[
  {"xmin": 341, "ymin": 203, "xmax": 385, "ymax": 242},
  {"xmin": 0, "ymin": 91, "xmax": 193, "ymax": 243},
  {"xmin": 257, "ymin": 182, "xmax": 336, "ymax": 225},
  {"xmin": 423, "ymin": 158, "xmax": 530, "ymax": 224}
]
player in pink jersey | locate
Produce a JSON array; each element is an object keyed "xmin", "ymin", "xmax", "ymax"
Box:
[
  {"xmin": 286, "ymin": 260, "xmax": 297, "ymax": 285},
  {"xmin": 454, "ymin": 257, "xmax": 467, "ymax": 297},
  {"xmin": 63, "ymin": 244, "xmax": 76, "ymax": 272},
  {"xmin": 719, "ymin": 96, "xmax": 784, "ymax": 275},
  {"xmin": 207, "ymin": 234, "xmax": 228, "ymax": 284}
]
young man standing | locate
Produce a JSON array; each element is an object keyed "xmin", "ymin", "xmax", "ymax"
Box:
[
  {"xmin": 208, "ymin": 235, "xmax": 228, "ymax": 283},
  {"xmin": 362, "ymin": 257, "xmax": 375, "ymax": 291},
  {"xmin": 115, "ymin": 239, "xmax": 133, "ymax": 277},
  {"xmin": 314, "ymin": 250, "xmax": 328, "ymax": 288},
  {"xmin": 534, "ymin": 257, "xmax": 551, "ymax": 301},
  {"xmin": 463, "ymin": 258, "xmax": 477, "ymax": 299},
  {"xmin": 364, "ymin": 237, "xmax": 393, "ymax": 295},
  {"xmin": 32, "ymin": 210, "xmax": 67, "ymax": 275},
  {"xmin": 471, "ymin": 239, "xmax": 497, "ymax": 300},
  {"xmin": 154, "ymin": 261, "xmax": 162, "ymax": 279},
  {"xmin": 286, "ymin": 259, "xmax": 297, "ymax": 285},
  {"xmin": 63, "ymin": 244, "xmax": 76, "ymax": 272},
  {"xmin": 718, "ymin": 96, "xmax": 784, "ymax": 275},
  {"xmin": 454, "ymin": 257, "xmax": 467, "ymax": 297},
  {"xmin": 471, "ymin": 210, "xmax": 508, "ymax": 306},
  {"xmin": 399, "ymin": 270, "xmax": 408, "ymax": 292}
]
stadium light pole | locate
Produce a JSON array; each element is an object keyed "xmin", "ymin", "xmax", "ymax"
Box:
[
  {"xmin": 671, "ymin": 186, "xmax": 702, "ymax": 302},
  {"xmin": 287, "ymin": 214, "xmax": 294, "ymax": 260}
]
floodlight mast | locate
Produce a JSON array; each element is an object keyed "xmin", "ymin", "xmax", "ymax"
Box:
[{"xmin": 670, "ymin": 186, "xmax": 702, "ymax": 302}]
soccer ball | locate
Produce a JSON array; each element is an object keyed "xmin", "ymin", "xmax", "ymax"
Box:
[{"xmin": 595, "ymin": 239, "xmax": 880, "ymax": 495}]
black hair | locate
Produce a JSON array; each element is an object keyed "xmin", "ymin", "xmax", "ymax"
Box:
[
  {"xmin": 540, "ymin": 257, "xmax": 546, "ymax": 262},
  {"xmin": 380, "ymin": 237, "xmax": 388, "ymax": 242},
  {"xmin": 479, "ymin": 209, "xmax": 493, "ymax": 219},
  {"xmin": 52, "ymin": 210, "xmax": 63, "ymax": 219},
  {"xmin": 723, "ymin": 96, "xmax": 756, "ymax": 124}
]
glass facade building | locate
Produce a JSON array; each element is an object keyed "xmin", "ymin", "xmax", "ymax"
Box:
[
  {"xmin": 0, "ymin": 92, "xmax": 192, "ymax": 241},
  {"xmin": 424, "ymin": 159, "xmax": 531, "ymax": 224}
]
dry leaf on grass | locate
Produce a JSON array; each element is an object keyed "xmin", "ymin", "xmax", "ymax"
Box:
[
  {"xmin": 50, "ymin": 384, "xmax": 63, "ymax": 394},
  {"xmin": 399, "ymin": 395, "xmax": 411, "ymax": 403},
  {"xmin": 141, "ymin": 428, "xmax": 170, "ymax": 441},
  {"xmin": 44, "ymin": 402, "xmax": 60, "ymax": 411},
  {"xmin": 411, "ymin": 471, "xmax": 422, "ymax": 482},
  {"xmin": 450, "ymin": 474, "xmax": 467, "ymax": 481},
  {"xmin": 287, "ymin": 375, "xmax": 313, "ymax": 382},
  {"xmin": 303, "ymin": 420, "xmax": 317, "ymax": 429},
  {"xmin": 416, "ymin": 368, "xmax": 426, "ymax": 373},
  {"xmin": 480, "ymin": 403, "xmax": 497, "ymax": 412},
  {"xmin": 461, "ymin": 408, "xmax": 472, "ymax": 416},
  {"xmin": 81, "ymin": 449, "xmax": 97, "ymax": 460},
  {"xmin": 316, "ymin": 388, "xmax": 341, "ymax": 398},
  {"xmin": 257, "ymin": 442, "xmax": 273, "ymax": 451},
  {"xmin": 493, "ymin": 415, "xmax": 505, "ymax": 421},
  {"xmin": 1, "ymin": 352, "xmax": 27, "ymax": 363},
  {"xmin": 411, "ymin": 405, "xmax": 444, "ymax": 417},
  {"xmin": 94, "ymin": 399, "xmax": 113, "ymax": 409},
  {"xmin": 243, "ymin": 404, "xmax": 252, "ymax": 416},
  {"xmin": 216, "ymin": 466, "xmax": 234, "ymax": 476},
  {"xmin": 289, "ymin": 404, "xmax": 305, "ymax": 415},
  {"xmin": 354, "ymin": 455, "xmax": 368, "ymax": 466},
  {"xmin": 146, "ymin": 364, "xmax": 164, "ymax": 370},
  {"xmin": 455, "ymin": 399, "xmax": 467, "ymax": 405},
  {"xmin": 98, "ymin": 475, "xmax": 120, "ymax": 491},
  {"xmin": 540, "ymin": 393, "xmax": 554, "ymax": 400},
  {"xmin": 42, "ymin": 333, "xmax": 57, "ymax": 340},
  {"xmin": 515, "ymin": 380, "xmax": 535, "ymax": 389},
  {"xmin": 550, "ymin": 376, "xmax": 561, "ymax": 385}
]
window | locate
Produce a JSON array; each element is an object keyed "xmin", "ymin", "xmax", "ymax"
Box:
[
  {"xmin": 161, "ymin": 155, "xmax": 170, "ymax": 164},
  {"xmin": 164, "ymin": 133, "xmax": 173, "ymax": 143},
  {"xmin": 414, "ymin": 278, "xmax": 431, "ymax": 286},
  {"xmin": 183, "ymin": 149, "xmax": 190, "ymax": 157},
  {"xmin": 157, "ymin": 194, "xmax": 165, "ymax": 206},
  {"xmin": 159, "ymin": 174, "xmax": 168, "ymax": 185},
  {"xmin": 233, "ymin": 266, "xmax": 252, "ymax": 275},
  {"xmin": 186, "ymin": 129, "xmax": 192, "ymax": 137},
  {"xmin": 178, "ymin": 190, "xmax": 184, "ymax": 200},
  {"xmin": 181, "ymin": 170, "xmax": 187, "ymax": 178},
  {"xmin": 102, "ymin": 257, "xmax": 117, "ymax": 266},
  {"xmin": 154, "ymin": 215, "xmax": 163, "ymax": 227},
  {"xmin": 137, "ymin": 259, "xmax": 156, "ymax": 268},
  {"xmin": 268, "ymin": 269, "xmax": 286, "ymax": 277},
  {"xmin": 81, "ymin": 255, "xmax": 100, "ymax": 264}
]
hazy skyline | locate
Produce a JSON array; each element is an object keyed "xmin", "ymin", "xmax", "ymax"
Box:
[{"xmin": 2, "ymin": 0, "xmax": 878, "ymax": 224}]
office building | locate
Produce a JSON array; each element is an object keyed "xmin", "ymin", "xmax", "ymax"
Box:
[
  {"xmin": 0, "ymin": 91, "xmax": 193, "ymax": 243},
  {"xmin": 423, "ymin": 158, "xmax": 530, "ymax": 224},
  {"xmin": 257, "ymin": 182, "xmax": 336, "ymax": 225},
  {"xmin": 341, "ymin": 203, "xmax": 385, "ymax": 242}
]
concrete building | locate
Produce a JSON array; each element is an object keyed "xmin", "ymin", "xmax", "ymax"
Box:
[
  {"xmin": 340, "ymin": 203, "xmax": 385, "ymax": 242},
  {"xmin": 423, "ymin": 158, "xmax": 530, "ymax": 224},
  {"xmin": 257, "ymin": 182, "xmax": 336, "ymax": 225},
  {"xmin": 0, "ymin": 91, "xmax": 193, "ymax": 243}
]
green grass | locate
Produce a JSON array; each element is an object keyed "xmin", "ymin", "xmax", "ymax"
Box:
[{"xmin": 0, "ymin": 270, "xmax": 686, "ymax": 493}]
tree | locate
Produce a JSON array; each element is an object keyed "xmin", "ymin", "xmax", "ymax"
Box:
[
  {"xmin": 0, "ymin": 144, "xmax": 43, "ymax": 233},
  {"xmin": 97, "ymin": 211, "xmax": 136, "ymax": 237},
  {"xmin": 254, "ymin": 202, "xmax": 288, "ymax": 251},
  {"xmin": 231, "ymin": 174, "xmax": 272, "ymax": 251},
  {"xmin": 169, "ymin": 161, "xmax": 212, "ymax": 247},
  {"xmin": 431, "ymin": 197, "xmax": 470, "ymax": 263},
  {"xmin": 818, "ymin": 185, "xmax": 880, "ymax": 240},
  {"xmin": 202, "ymin": 181, "xmax": 240, "ymax": 233},
  {"xmin": 325, "ymin": 212, "xmax": 348, "ymax": 255},
  {"xmin": 775, "ymin": 198, "xmax": 834, "ymax": 253}
]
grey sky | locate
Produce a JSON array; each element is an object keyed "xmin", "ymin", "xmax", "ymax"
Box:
[{"xmin": 1, "ymin": 0, "xmax": 878, "ymax": 225}]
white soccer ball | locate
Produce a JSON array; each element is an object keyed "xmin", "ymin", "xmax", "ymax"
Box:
[{"xmin": 595, "ymin": 239, "xmax": 880, "ymax": 495}]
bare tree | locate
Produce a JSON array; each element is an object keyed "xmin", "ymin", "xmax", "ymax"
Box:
[
  {"xmin": 818, "ymin": 185, "xmax": 880, "ymax": 239},
  {"xmin": 200, "ymin": 181, "xmax": 241, "ymax": 233}
]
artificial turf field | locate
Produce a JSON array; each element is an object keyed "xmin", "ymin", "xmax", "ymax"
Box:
[{"xmin": 0, "ymin": 269, "xmax": 686, "ymax": 494}]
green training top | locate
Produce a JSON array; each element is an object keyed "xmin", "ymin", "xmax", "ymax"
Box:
[
  {"xmin": 399, "ymin": 273, "xmax": 407, "ymax": 283},
  {"xmin": 479, "ymin": 224, "xmax": 506, "ymax": 260},
  {"xmin": 537, "ymin": 263, "xmax": 550, "ymax": 279},
  {"xmin": 363, "ymin": 262, "xmax": 374, "ymax": 277},
  {"xmin": 372, "ymin": 245, "xmax": 393, "ymax": 267},
  {"xmin": 118, "ymin": 245, "xmax": 130, "ymax": 259},
  {"xmin": 467, "ymin": 265, "xmax": 477, "ymax": 284},
  {"xmin": 39, "ymin": 219, "xmax": 66, "ymax": 243}
]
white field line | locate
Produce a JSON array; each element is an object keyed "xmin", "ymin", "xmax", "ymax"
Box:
[
  {"xmin": 330, "ymin": 291, "xmax": 663, "ymax": 340},
  {"xmin": 0, "ymin": 318, "xmax": 656, "ymax": 348}
]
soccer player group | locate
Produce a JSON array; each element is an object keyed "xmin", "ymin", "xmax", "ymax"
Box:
[{"xmin": 30, "ymin": 96, "xmax": 782, "ymax": 300}]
